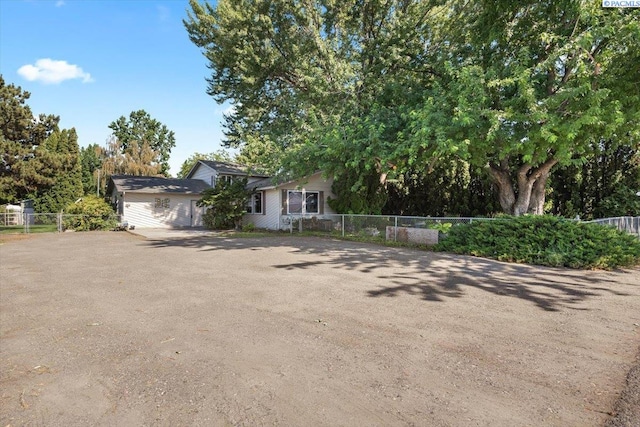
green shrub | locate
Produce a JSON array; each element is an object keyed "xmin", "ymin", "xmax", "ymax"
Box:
[
  {"xmin": 242, "ymin": 222, "xmax": 256, "ymax": 232},
  {"xmin": 63, "ymin": 196, "xmax": 117, "ymax": 231},
  {"xmin": 434, "ymin": 215, "xmax": 640, "ymax": 269},
  {"xmin": 198, "ymin": 178, "xmax": 249, "ymax": 230},
  {"xmin": 427, "ymin": 222, "xmax": 453, "ymax": 233}
]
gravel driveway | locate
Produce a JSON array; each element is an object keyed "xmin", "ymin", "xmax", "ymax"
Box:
[{"xmin": 1, "ymin": 232, "xmax": 639, "ymax": 426}]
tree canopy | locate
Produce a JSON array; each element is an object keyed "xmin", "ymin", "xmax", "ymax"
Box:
[
  {"xmin": 108, "ymin": 109, "xmax": 176, "ymax": 176},
  {"xmin": 185, "ymin": 0, "xmax": 639, "ymax": 215}
]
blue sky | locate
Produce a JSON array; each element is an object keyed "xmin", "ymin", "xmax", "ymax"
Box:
[{"xmin": 0, "ymin": 0, "xmax": 228, "ymax": 176}]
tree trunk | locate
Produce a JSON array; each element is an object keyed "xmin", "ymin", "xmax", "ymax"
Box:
[
  {"xmin": 527, "ymin": 171, "xmax": 550, "ymax": 214},
  {"xmin": 487, "ymin": 164, "xmax": 516, "ymax": 214},
  {"xmin": 488, "ymin": 158, "xmax": 558, "ymax": 216},
  {"xmin": 513, "ymin": 164, "xmax": 534, "ymax": 216}
]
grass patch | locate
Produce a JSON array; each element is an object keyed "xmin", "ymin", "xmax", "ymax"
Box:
[
  {"xmin": 0, "ymin": 224, "xmax": 58, "ymax": 234},
  {"xmin": 434, "ymin": 215, "xmax": 640, "ymax": 269}
]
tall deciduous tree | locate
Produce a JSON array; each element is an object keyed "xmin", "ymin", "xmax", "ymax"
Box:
[
  {"xmin": 0, "ymin": 76, "xmax": 61, "ymax": 204},
  {"xmin": 404, "ymin": 1, "xmax": 639, "ymax": 215},
  {"xmin": 185, "ymin": 0, "xmax": 423, "ymax": 170},
  {"xmin": 185, "ymin": 1, "xmax": 639, "ymax": 215},
  {"xmin": 108, "ymin": 110, "xmax": 176, "ymax": 176}
]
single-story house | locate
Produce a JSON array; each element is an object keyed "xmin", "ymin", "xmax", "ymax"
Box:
[{"xmin": 107, "ymin": 160, "xmax": 336, "ymax": 230}]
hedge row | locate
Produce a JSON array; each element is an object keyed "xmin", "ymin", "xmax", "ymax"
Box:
[{"xmin": 434, "ymin": 216, "xmax": 640, "ymax": 269}]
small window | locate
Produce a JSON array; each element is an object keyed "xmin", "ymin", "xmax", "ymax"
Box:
[
  {"xmin": 213, "ymin": 175, "xmax": 232, "ymax": 187},
  {"xmin": 246, "ymin": 192, "xmax": 263, "ymax": 214}
]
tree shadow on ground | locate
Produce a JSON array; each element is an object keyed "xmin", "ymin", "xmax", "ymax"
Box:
[{"xmin": 141, "ymin": 234, "xmax": 639, "ymax": 312}]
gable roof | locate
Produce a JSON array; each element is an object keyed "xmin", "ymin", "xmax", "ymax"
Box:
[
  {"xmin": 246, "ymin": 177, "xmax": 276, "ymax": 190},
  {"xmin": 186, "ymin": 160, "xmax": 270, "ymax": 179},
  {"xmin": 108, "ymin": 175, "xmax": 211, "ymax": 195}
]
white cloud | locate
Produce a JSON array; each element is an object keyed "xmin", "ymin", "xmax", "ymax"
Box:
[
  {"xmin": 17, "ymin": 59, "xmax": 93, "ymax": 84},
  {"xmin": 55, "ymin": 0, "xmax": 66, "ymax": 7}
]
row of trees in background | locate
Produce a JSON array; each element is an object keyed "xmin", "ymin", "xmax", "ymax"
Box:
[
  {"xmin": 185, "ymin": 0, "xmax": 639, "ymax": 219},
  {"xmin": 0, "ymin": 76, "xmax": 176, "ymax": 213}
]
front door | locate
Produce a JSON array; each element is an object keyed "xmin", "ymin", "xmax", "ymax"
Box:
[{"xmin": 191, "ymin": 200, "xmax": 203, "ymax": 227}]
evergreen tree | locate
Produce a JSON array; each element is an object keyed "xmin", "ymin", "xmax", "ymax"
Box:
[
  {"xmin": 79, "ymin": 143, "xmax": 104, "ymax": 196},
  {"xmin": 33, "ymin": 128, "xmax": 84, "ymax": 213},
  {"xmin": 0, "ymin": 76, "xmax": 60, "ymax": 204}
]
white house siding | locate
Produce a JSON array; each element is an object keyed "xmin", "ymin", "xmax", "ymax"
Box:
[
  {"xmin": 243, "ymin": 173, "xmax": 336, "ymax": 230},
  {"xmin": 189, "ymin": 164, "xmax": 216, "ymax": 187},
  {"xmin": 122, "ymin": 193, "xmax": 201, "ymax": 228},
  {"xmin": 244, "ymin": 189, "xmax": 281, "ymax": 230}
]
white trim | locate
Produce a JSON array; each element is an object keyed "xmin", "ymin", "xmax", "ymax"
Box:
[
  {"xmin": 246, "ymin": 191, "xmax": 264, "ymax": 214},
  {"xmin": 287, "ymin": 190, "xmax": 319, "ymax": 215}
]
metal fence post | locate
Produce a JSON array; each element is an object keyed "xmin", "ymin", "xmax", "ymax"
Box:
[
  {"xmin": 342, "ymin": 215, "xmax": 345, "ymax": 237},
  {"xmin": 394, "ymin": 216, "xmax": 398, "ymax": 242}
]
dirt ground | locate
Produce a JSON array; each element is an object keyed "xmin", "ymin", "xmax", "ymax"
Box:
[{"xmin": 1, "ymin": 231, "xmax": 639, "ymax": 426}]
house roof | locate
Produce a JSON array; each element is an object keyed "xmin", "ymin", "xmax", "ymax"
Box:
[
  {"xmin": 108, "ymin": 175, "xmax": 211, "ymax": 195},
  {"xmin": 187, "ymin": 160, "xmax": 270, "ymax": 178},
  {"xmin": 246, "ymin": 171, "xmax": 325, "ymax": 191},
  {"xmin": 246, "ymin": 177, "xmax": 277, "ymax": 190}
]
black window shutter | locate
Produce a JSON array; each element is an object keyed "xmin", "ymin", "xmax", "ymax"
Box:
[{"xmin": 319, "ymin": 191, "xmax": 324, "ymax": 214}]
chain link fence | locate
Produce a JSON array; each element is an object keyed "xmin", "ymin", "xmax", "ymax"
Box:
[
  {"xmin": 584, "ymin": 216, "xmax": 640, "ymax": 238},
  {"xmin": 282, "ymin": 214, "xmax": 492, "ymax": 243},
  {"xmin": 0, "ymin": 213, "xmax": 120, "ymax": 234},
  {"xmin": 283, "ymin": 214, "xmax": 640, "ymax": 242},
  {"xmin": 4, "ymin": 212, "xmax": 638, "ymax": 240}
]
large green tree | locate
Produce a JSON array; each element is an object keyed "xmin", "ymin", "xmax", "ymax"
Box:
[
  {"xmin": 403, "ymin": 1, "xmax": 639, "ymax": 215},
  {"xmin": 108, "ymin": 110, "xmax": 176, "ymax": 176},
  {"xmin": 0, "ymin": 76, "xmax": 61, "ymax": 204},
  {"xmin": 184, "ymin": 0, "xmax": 426, "ymax": 170},
  {"xmin": 185, "ymin": 1, "xmax": 639, "ymax": 215}
]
